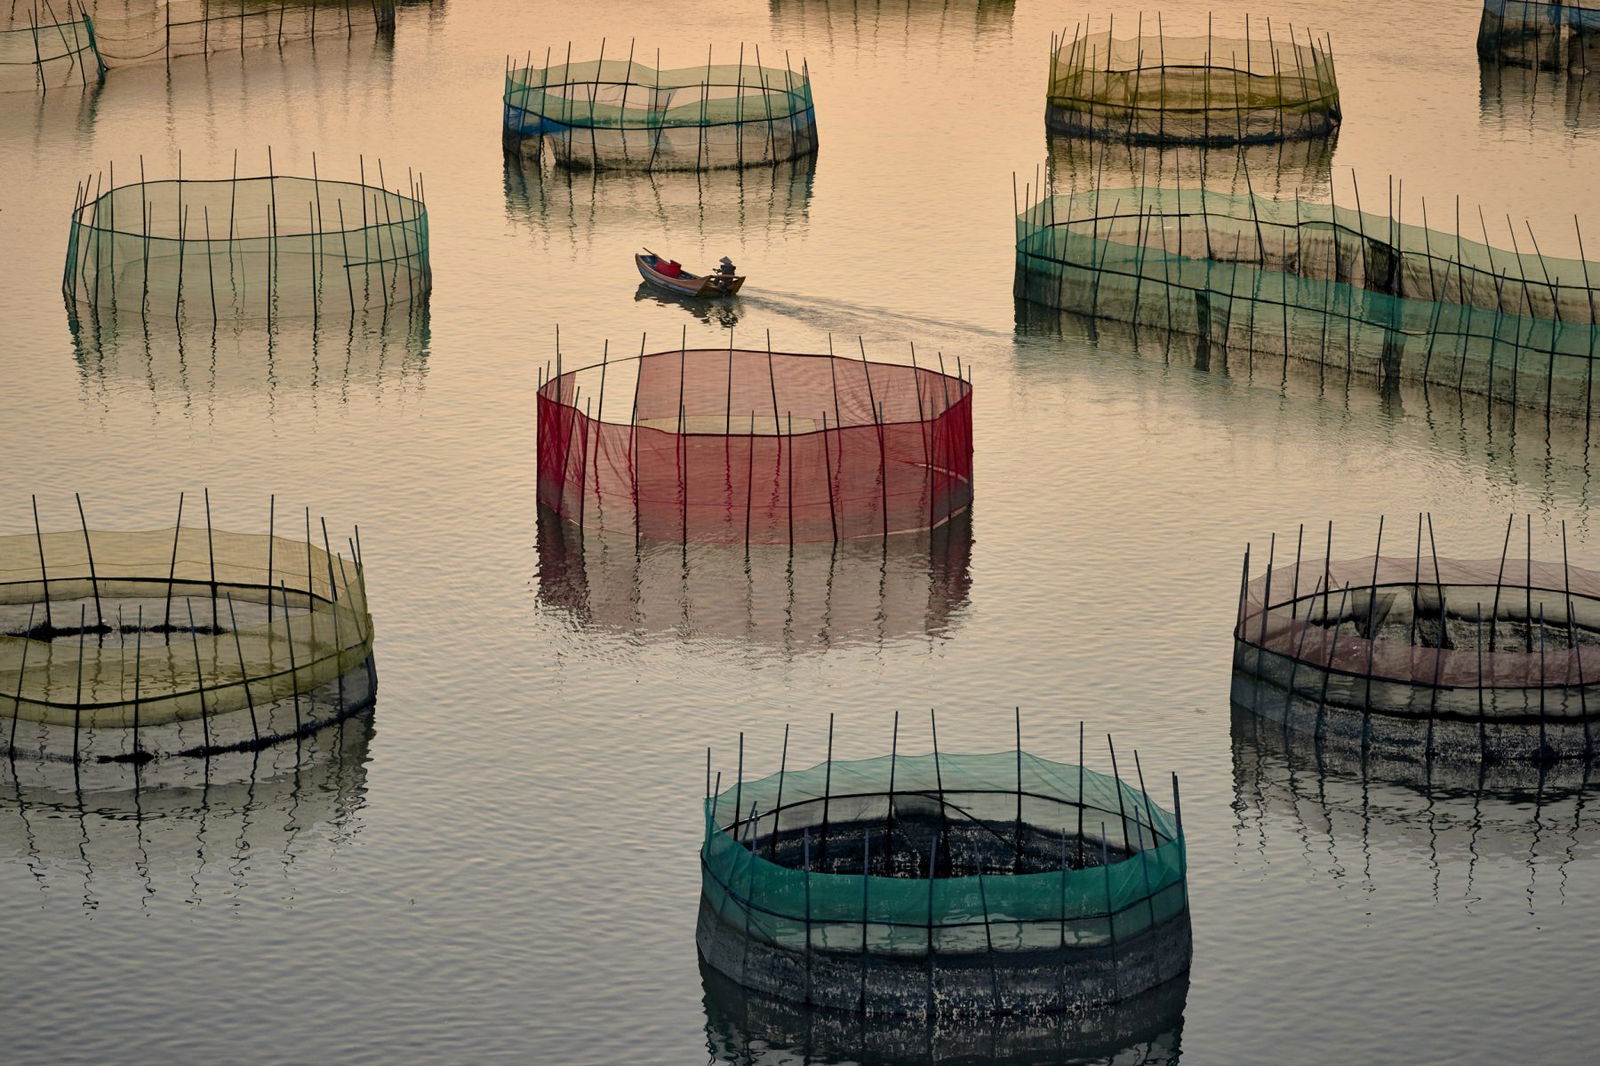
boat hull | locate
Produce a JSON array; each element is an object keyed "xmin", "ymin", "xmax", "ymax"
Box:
[{"xmin": 635, "ymin": 254, "xmax": 743, "ymax": 298}]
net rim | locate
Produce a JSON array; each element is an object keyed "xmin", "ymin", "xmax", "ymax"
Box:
[
  {"xmin": 69, "ymin": 175, "xmax": 428, "ymax": 242},
  {"xmin": 538, "ymin": 348, "xmax": 973, "ymax": 437}
]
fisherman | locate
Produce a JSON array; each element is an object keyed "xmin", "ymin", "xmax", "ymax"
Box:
[{"xmin": 716, "ymin": 256, "xmax": 737, "ymax": 278}]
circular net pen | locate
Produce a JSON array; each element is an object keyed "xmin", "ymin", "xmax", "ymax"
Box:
[
  {"xmin": 536, "ymin": 344, "xmax": 973, "ymax": 546},
  {"xmin": 89, "ymin": 0, "xmax": 395, "ymax": 69},
  {"xmin": 1478, "ymin": 0, "xmax": 1600, "ymax": 73},
  {"xmin": 698, "ymin": 725, "xmax": 1190, "ymax": 1016},
  {"xmin": 0, "ymin": 1, "xmax": 103, "ymax": 93},
  {"xmin": 63, "ymin": 159, "xmax": 431, "ymax": 324},
  {"xmin": 1233, "ymin": 516, "xmax": 1600, "ymax": 764},
  {"xmin": 503, "ymin": 44, "xmax": 819, "ymax": 171},
  {"xmin": 1046, "ymin": 16, "xmax": 1341, "ymax": 145},
  {"xmin": 0, "ymin": 495, "xmax": 375, "ymax": 762},
  {"xmin": 1013, "ymin": 177, "xmax": 1600, "ymax": 416}
]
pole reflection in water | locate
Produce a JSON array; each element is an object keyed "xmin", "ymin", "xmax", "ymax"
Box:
[
  {"xmin": 68, "ymin": 303, "xmax": 430, "ymax": 415},
  {"xmin": 701, "ymin": 953, "xmax": 1186, "ymax": 1066},
  {"xmin": 1044, "ymin": 132, "xmax": 1338, "ymax": 202},
  {"xmin": 535, "ymin": 504, "xmax": 971, "ymax": 653},
  {"xmin": 0, "ymin": 709, "xmax": 374, "ymax": 908},
  {"xmin": 1479, "ymin": 60, "xmax": 1600, "ymax": 130},
  {"xmin": 1231, "ymin": 694, "xmax": 1600, "ymax": 913},
  {"xmin": 1012, "ymin": 307, "xmax": 1597, "ymax": 511},
  {"xmin": 768, "ymin": 0, "xmax": 1017, "ymax": 47},
  {"xmin": 503, "ymin": 151, "xmax": 815, "ymax": 255}
]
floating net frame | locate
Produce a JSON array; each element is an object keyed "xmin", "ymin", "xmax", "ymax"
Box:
[
  {"xmin": 1014, "ymin": 171, "xmax": 1600, "ymax": 415},
  {"xmin": 88, "ymin": 0, "xmax": 395, "ymax": 69},
  {"xmin": 1233, "ymin": 515, "xmax": 1600, "ymax": 765},
  {"xmin": 1046, "ymin": 14, "xmax": 1340, "ymax": 145},
  {"xmin": 698, "ymin": 715, "xmax": 1190, "ymax": 1017},
  {"xmin": 0, "ymin": 708, "xmax": 373, "ymax": 903},
  {"xmin": 0, "ymin": 493, "xmax": 375, "ymax": 762},
  {"xmin": 536, "ymin": 339, "xmax": 974, "ymax": 546},
  {"xmin": 535, "ymin": 503, "xmax": 971, "ymax": 651},
  {"xmin": 0, "ymin": 0, "xmax": 104, "ymax": 92},
  {"xmin": 700, "ymin": 954, "xmax": 1187, "ymax": 1066},
  {"xmin": 503, "ymin": 41, "xmax": 819, "ymax": 171},
  {"xmin": 63, "ymin": 154, "xmax": 430, "ymax": 325},
  {"xmin": 1478, "ymin": 0, "xmax": 1600, "ymax": 73}
]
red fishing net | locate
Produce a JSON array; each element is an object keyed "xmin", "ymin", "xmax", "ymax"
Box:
[{"xmin": 537, "ymin": 347, "xmax": 973, "ymax": 544}]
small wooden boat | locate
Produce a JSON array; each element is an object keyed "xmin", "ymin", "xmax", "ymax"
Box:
[{"xmin": 636, "ymin": 249, "xmax": 745, "ymax": 298}]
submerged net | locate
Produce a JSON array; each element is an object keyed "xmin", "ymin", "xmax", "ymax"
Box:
[
  {"xmin": 0, "ymin": 504, "xmax": 374, "ymax": 760},
  {"xmin": 0, "ymin": 2, "xmax": 103, "ymax": 92},
  {"xmin": 699, "ymin": 749, "xmax": 1189, "ymax": 1015},
  {"xmin": 504, "ymin": 48, "xmax": 819, "ymax": 171},
  {"xmin": 1478, "ymin": 0, "xmax": 1600, "ymax": 72},
  {"xmin": 537, "ymin": 347, "xmax": 973, "ymax": 545},
  {"xmin": 1015, "ymin": 182, "xmax": 1600, "ymax": 414},
  {"xmin": 89, "ymin": 0, "xmax": 395, "ymax": 68},
  {"xmin": 1047, "ymin": 20, "xmax": 1340, "ymax": 144},
  {"xmin": 63, "ymin": 166, "xmax": 431, "ymax": 321},
  {"xmin": 701, "ymin": 956, "xmax": 1187, "ymax": 1066}
]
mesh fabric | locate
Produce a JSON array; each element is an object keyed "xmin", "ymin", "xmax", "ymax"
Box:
[
  {"xmin": 1015, "ymin": 185, "xmax": 1600, "ymax": 414},
  {"xmin": 505, "ymin": 55, "xmax": 819, "ymax": 170},
  {"xmin": 537, "ymin": 348, "xmax": 973, "ymax": 544},
  {"xmin": 1047, "ymin": 23, "xmax": 1340, "ymax": 144}
]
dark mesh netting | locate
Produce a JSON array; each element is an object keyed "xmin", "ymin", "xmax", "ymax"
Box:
[
  {"xmin": 700, "ymin": 955, "xmax": 1188, "ymax": 1066},
  {"xmin": 1478, "ymin": 0, "xmax": 1600, "ymax": 72},
  {"xmin": 537, "ymin": 347, "xmax": 973, "ymax": 545}
]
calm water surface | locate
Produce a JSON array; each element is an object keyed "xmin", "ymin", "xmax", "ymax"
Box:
[{"xmin": 3, "ymin": 1, "xmax": 1600, "ymax": 1063}]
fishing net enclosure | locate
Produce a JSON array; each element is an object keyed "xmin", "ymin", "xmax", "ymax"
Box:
[
  {"xmin": 1478, "ymin": 0, "xmax": 1600, "ymax": 72},
  {"xmin": 1046, "ymin": 17, "xmax": 1340, "ymax": 145},
  {"xmin": 89, "ymin": 0, "xmax": 394, "ymax": 68},
  {"xmin": 1015, "ymin": 180, "xmax": 1600, "ymax": 414},
  {"xmin": 1232, "ymin": 517, "xmax": 1600, "ymax": 763},
  {"xmin": 537, "ymin": 346, "xmax": 973, "ymax": 545},
  {"xmin": 503, "ymin": 46, "xmax": 819, "ymax": 171},
  {"xmin": 0, "ymin": 498, "xmax": 375, "ymax": 762},
  {"xmin": 63, "ymin": 162, "xmax": 431, "ymax": 322},
  {"xmin": 0, "ymin": 2, "xmax": 103, "ymax": 92},
  {"xmin": 698, "ymin": 734, "xmax": 1190, "ymax": 1015}
]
